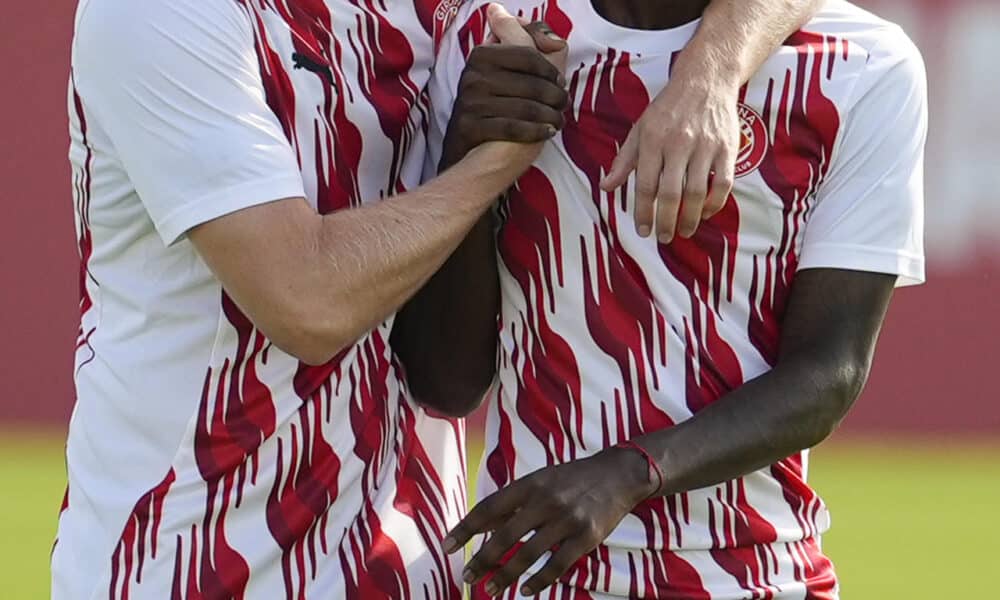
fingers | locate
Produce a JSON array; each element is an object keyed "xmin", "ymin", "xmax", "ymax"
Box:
[
  {"xmin": 458, "ymin": 115, "xmax": 559, "ymax": 146},
  {"xmin": 610, "ymin": 138, "xmax": 730, "ymax": 242},
  {"xmin": 458, "ymin": 90, "xmax": 565, "ymax": 126},
  {"xmin": 483, "ymin": 96, "xmax": 565, "ymax": 128},
  {"xmin": 486, "ymin": 3, "xmax": 534, "ymax": 47},
  {"xmin": 677, "ymin": 150, "xmax": 713, "ymax": 238},
  {"xmin": 464, "ymin": 508, "xmax": 543, "ymax": 587},
  {"xmin": 519, "ymin": 539, "xmax": 586, "ymax": 596},
  {"xmin": 463, "ymin": 53, "xmax": 568, "ymax": 108},
  {"xmin": 523, "ymin": 21, "xmax": 567, "ymax": 55},
  {"xmin": 467, "ymin": 44, "xmax": 563, "ymax": 84},
  {"xmin": 654, "ymin": 153, "xmax": 684, "ymax": 243},
  {"xmin": 633, "ymin": 136, "xmax": 663, "ymax": 238},
  {"xmin": 444, "ymin": 482, "xmax": 529, "ymax": 553},
  {"xmin": 704, "ymin": 155, "xmax": 735, "ymax": 221},
  {"xmin": 481, "ymin": 523, "xmax": 572, "ymax": 596},
  {"xmin": 602, "ymin": 128, "xmax": 638, "ymax": 192}
]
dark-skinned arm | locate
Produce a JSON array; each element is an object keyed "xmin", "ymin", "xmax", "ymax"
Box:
[
  {"xmin": 447, "ymin": 268, "xmax": 896, "ymax": 596},
  {"xmin": 635, "ymin": 268, "xmax": 894, "ymax": 495},
  {"xmin": 392, "ymin": 12, "xmax": 569, "ymax": 416}
]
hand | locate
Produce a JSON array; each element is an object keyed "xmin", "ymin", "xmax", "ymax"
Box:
[
  {"xmin": 443, "ymin": 447, "xmax": 657, "ymax": 597},
  {"xmin": 441, "ymin": 4, "xmax": 569, "ymax": 169},
  {"xmin": 600, "ymin": 71, "xmax": 739, "ymax": 244}
]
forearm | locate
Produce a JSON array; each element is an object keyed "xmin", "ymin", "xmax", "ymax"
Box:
[
  {"xmin": 228, "ymin": 143, "xmax": 526, "ymax": 365},
  {"xmin": 678, "ymin": 0, "xmax": 823, "ymax": 85},
  {"xmin": 392, "ymin": 127, "xmax": 504, "ymax": 414},
  {"xmin": 392, "ymin": 214, "xmax": 499, "ymax": 414},
  {"xmin": 635, "ymin": 354, "xmax": 860, "ymax": 497},
  {"xmin": 316, "ymin": 146, "xmax": 514, "ymax": 345}
]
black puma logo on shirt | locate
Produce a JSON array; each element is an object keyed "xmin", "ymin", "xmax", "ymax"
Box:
[{"xmin": 291, "ymin": 52, "xmax": 336, "ymax": 89}]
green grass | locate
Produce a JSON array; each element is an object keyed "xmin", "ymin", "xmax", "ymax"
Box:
[
  {"xmin": 0, "ymin": 429, "xmax": 66, "ymax": 600},
  {"xmin": 2, "ymin": 431, "xmax": 996, "ymax": 598},
  {"xmin": 809, "ymin": 439, "xmax": 1000, "ymax": 598}
]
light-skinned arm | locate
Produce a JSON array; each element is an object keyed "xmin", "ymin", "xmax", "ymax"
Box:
[{"xmin": 188, "ymin": 141, "xmax": 539, "ymax": 367}]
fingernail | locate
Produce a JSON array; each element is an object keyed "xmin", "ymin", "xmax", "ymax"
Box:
[
  {"xmin": 485, "ymin": 581, "xmax": 499, "ymax": 595},
  {"xmin": 443, "ymin": 536, "xmax": 458, "ymax": 553},
  {"xmin": 659, "ymin": 233, "xmax": 673, "ymax": 244},
  {"xmin": 463, "ymin": 568, "xmax": 476, "ymax": 584},
  {"xmin": 545, "ymin": 125, "xmax": 558, "ymax": 138},
  {"xmin": 537, "ymin": 22, "xmax": 561, "ymax": 38},
  {"xmin": 638, "ymin": 225, "xmax": 651, "ymax": 237},
  {"xmin": 521, "ymin": 586, "xmax": 533, "ymax": 596}
]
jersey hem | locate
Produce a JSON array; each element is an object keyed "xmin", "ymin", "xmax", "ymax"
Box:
[
  {"xmin": 798, "ymin": 242, "xmax": 925, "ymax": 287},
  {"xmin": 154, "ymin": 173, "xmax": 307, "ymax": 246}
]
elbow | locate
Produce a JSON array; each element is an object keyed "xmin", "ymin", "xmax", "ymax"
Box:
[
  {"xmin": 278, "ymin": 337, "xmax": 346, "ymax": 367},
  {"xmin": 265, "ymin": 302, "xmax": 361, "ymax": 367},
  {"xmin": 408, "ymin": 369, "xmax": 494, "ymax": 418},
  {"xmin": 269, "ymin": 326, "xmax": 351, "ymax": 367},
  {"xmin": 803, "ymin": 357, "xmax": 872, "ymax": 446},
  {"xmin": 418, "ymin": 388, "xmax": 487, "ymax": 418},
  {"xmin": 395, "ymin": 332, "xmax": 497, "ymax": 417}
]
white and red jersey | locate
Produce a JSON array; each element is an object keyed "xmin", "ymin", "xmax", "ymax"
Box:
[
  {"xmin": 57, "ymin": 1, "xmax": 468, "ymax": 598},
  {"xmin": 429, "ymin": 1, "xmax": 926, "ymax": 598}
]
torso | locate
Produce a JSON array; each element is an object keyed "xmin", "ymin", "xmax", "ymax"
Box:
[
  {"xmin": 56, "ymin": 2, "xmax": 468, "ymax": 599},
  {"xmin": 452, "ymin": 0, "xmax": 910, "ymax": 597}
]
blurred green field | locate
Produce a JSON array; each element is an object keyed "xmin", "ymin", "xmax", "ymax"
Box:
[{"xmin": 2, "ymin": 430, "xmax": 997, "ymax": 598}]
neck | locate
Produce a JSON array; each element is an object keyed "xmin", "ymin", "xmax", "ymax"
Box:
[{"xmin": 590, "ymin": 0, "xmax": 709, "ymax": 30}]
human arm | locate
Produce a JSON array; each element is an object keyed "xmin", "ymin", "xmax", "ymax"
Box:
[
  {"xmin": 72, "ymin": 0, "xmax": 544, "ymax": 366},
  {"xmin": 602, "ymin": 0, "xmax": 824, "ymax": 242},
  {"xmin": 447, "ymin": 268, "xmax": 895, "ymax": 596},
  {"xmin": 392, "ymin": 7, "xmax": 569, "ymax": 414},
  {"xmin": 188, "ymin": 145, "xmax": 540, "ymax": 366},
  {"xmin": 446, "ymin": 29, "xmax": 928, "ymax": 595}
]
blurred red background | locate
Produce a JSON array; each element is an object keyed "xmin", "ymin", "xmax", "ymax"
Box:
[{"xmin": 2, "ymin": 0, "xmax": 997, "ymax": 433}]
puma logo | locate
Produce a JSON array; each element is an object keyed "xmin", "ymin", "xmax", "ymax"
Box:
[{"xmin": 291, "ymin": 52, "xmax": 336, "ymax": 89}]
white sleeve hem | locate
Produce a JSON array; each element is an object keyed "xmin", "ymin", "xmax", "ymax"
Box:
[
  {"xmin": 154, "ymin": 174, "xmax": 307, "ymax": 246},
  {"xmin": 797, "ymin": 242, "xmax": 925, "ymax": 287}
]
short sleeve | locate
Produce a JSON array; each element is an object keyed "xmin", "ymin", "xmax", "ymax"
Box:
[
  {"xmin": 71, "ymin": 0, "xmax": 306, "ymax": 245},
  {"xmin": 798, "ymin": 28, "xmax": 928, "ymax": 287},
  {"xmin": 424, "ymin": 3, "xmax": 491, "ymax": 181}
]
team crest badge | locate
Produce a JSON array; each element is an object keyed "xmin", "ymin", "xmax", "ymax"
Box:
[
  {"xmin": 735, "ymin": 103, "xmax": 768, "ymax": 177},
  {"xmin": 434, "ymin": 0, "xmax": 463, "ymax": 24}
]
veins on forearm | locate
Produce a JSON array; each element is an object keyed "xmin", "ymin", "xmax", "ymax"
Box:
[{"xmin": 683, "ymin": 0, "xmax": 823, "ymax": 84}]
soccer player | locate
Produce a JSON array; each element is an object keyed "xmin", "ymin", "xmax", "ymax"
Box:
[
  {"xmin": 57, "ymin": 1, "xmax": 820, "ymax": 599},
  {"xmin": 431, "ymin": 1, "xmax": 927, "ymax": 599}
]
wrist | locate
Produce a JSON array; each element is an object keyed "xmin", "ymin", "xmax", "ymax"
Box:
[
  {"xmin": 673, "ymin": 58, "xmax": 741, "ymax": 97},
  {"xmin": 670, "ymin": 29, "xmax": 744, "ymax": 91},
  {"xmin": 463, "ymin": 141, "xmax": 538, "ymax": 179},
  {"xmin": 433, "ymin": 142, "xmax": 530, "ymax": 213},
  {"xmin": 606, "ymin": 442, "xmax": 662, "ymax": 503}
]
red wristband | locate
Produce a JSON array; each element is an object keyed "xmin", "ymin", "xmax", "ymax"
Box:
[{"xmin": 616, "ymin": 440, "xmax": 665, "ymax": 497}]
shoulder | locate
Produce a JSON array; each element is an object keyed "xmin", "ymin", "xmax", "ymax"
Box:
[
  {"xmin": 802, "ymin": 0, "xmax": 919, "ymax": 56},
  {"xmin": 746, "ymin": 1, "xmax": 924, "ymax": 121},
  {"xmin": 800, "ymin": 1, "xmax": 925, "ymax": 103},
  {"xmin": 72, "ymin": 0, "xmax": 255, "ymax": 86},
  {"xmin": 73, "ymin": 0, "xmax": 253, "ymax": 59}
]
